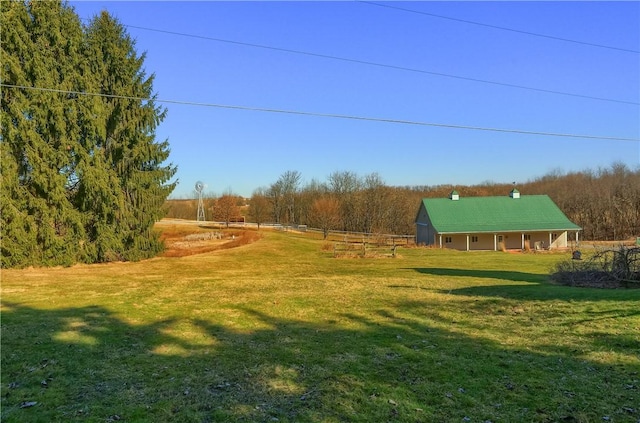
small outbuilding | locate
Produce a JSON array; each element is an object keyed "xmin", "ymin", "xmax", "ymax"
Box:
[{"xmin": 415, "ymin": 189, "xmax": 581, "ymax": 251}]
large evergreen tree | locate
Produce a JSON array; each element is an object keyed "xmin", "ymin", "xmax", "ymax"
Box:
[
  {"xmin": 1, "ymin": 1, "xmax": 176, "ymax": 267},
  {"xmin": 1, "ymin": 1, "xmax": 88, "ymax": 266},
  {"xmin": 78, "ymin": 11, "xmax": 176, "ymax": 261}
]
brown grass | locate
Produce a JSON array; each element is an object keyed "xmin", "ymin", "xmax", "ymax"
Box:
[{"xmin": 320, "ymin": 242, "xmax": 334, "ymax": 251}]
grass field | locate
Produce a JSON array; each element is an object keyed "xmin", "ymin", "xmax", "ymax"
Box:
[{"xmin": 2, "ymin": 224, "xmax": 639, "ymax": 422}]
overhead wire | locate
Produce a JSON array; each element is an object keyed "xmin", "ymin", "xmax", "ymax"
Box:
[
  {"xmin": 358, "ymin": 1, "xmax": 640, "ymax": 54},
  {"xmin": 2, "ymin": 83, "xmax": 638, "ymax": 142},
  {"xmin": 119, "ymin": 23, "xmax": 639, "ymax": 106}
]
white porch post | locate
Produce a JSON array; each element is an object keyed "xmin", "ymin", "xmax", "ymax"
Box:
[
  {"xmin": 521, "ymin": 233, "xmax": 525, "ymax": 250},
  {"xmin": 466, "ymin": 234, "xmax": 470, "ymax": 251},
  {"xmin": 549, "ymin": 232, "xmax": 553, "ymax": 248},
  {"xmin": 576, "ymin": 231, "xmax": 579, "ymax": 244},
  {"xmin": 439, "ymin": 234, "xmax": 443, "ymax": 249},
  {"xmin": 494, "ymin": 234, "xmax": 497, "ymax": 251}
]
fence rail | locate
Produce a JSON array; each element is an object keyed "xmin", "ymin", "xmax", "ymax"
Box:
[
  {"xmin": 332, "ymin": 240, "xmax": 399, "ymax": 258},
  {"xmin": 159, "ymin": 219, "xmax": 416, "ymax": 253}
]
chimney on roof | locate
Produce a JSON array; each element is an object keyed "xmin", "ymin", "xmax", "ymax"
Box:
[
  {"xmin": 510, "ymin": 188, "xmax": 520, "ymax": 199},
  {"xmin": 449, "ymin": 190, "xmax": 460, "ymax": 201}
]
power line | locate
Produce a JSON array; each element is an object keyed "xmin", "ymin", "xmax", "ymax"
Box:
[
  {"xmin": 119, "ymin": 23, "xmax": 639, "ymax": 107},
  {"xmin": 3, "ymin": 83, "xmax": 638, "ymax": 142},
  {"xmin": 358, "ymin": 1, "xmax": 640, "ymax": 54}
]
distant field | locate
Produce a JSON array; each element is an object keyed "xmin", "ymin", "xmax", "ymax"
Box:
[{"xmin": 2, "ymin": 223, "xmax": 639, "ymax": 422}]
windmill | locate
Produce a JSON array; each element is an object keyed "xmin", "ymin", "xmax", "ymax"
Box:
[{"xmin": 195, "ymin": 181, "xmax": 205, "ymax": 222}]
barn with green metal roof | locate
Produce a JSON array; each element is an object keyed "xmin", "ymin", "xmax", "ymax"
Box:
[{"xmin": 415, "ymin": 189, "xmax": 581, "ymax": 251}]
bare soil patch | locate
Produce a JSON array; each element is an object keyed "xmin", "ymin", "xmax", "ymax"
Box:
[{"xmin": 156, "ymin": 220, "xmax": 262, "ymax": 257}]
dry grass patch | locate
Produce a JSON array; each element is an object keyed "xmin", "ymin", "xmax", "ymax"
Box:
[{"xmin": 157, "ymin": 220, "xmax": 262, "ymax": 257}]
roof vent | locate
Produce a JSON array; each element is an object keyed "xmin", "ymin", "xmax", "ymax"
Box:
[
  {"xmin": 510, "ymin": 188, "xmax": 520, "ymax": 199},
  {"xmin": 449, "ymin": 190, "xmax": 460, "ymax": 201}
]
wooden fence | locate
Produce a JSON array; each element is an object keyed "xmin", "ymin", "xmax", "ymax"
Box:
[{"xmin": 331, "ymin": 233, "xmax": 414, "ymax": 258}]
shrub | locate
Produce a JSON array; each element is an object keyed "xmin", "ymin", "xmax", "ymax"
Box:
[{"xmin": 551, "ymin": 245, "xmax": 640, "ymax": 288}]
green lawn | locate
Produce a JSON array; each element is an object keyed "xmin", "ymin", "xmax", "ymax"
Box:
[{"xmin": 2, "ymin": 229, "xmax": 639, "ymax": 422}]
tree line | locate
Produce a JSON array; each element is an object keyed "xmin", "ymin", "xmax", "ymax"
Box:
[
  {"xmin": 166, "ymin": 164, "xmax": 640, "ymax": 241},
  {"xmin": 1, "ymin": 1, "xmax": 175, "ymax": 268}
]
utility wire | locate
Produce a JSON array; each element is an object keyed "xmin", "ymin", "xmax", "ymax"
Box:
[
  {"xmin": 3, "ymin": 83, "xmax": 638, "ymax": 142},
  {"xmin": 358, "ymin": 1, "xmax": 640, "ymax": 54},
  {"xmin": 120, "ymin": 23, "xmax": 639, "ymax": 106}
]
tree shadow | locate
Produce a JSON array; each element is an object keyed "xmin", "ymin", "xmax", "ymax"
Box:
[
  {"xmin": 440, "ymin": 283, "xmax": 640, "ymax": 303},
  {"xmin": 402, "ymin": 267, "xmax": 640, "ymax": 302},
  {"xmin": 408, "ymin": 267, "xmax": 548, "ymax": 283},
  {"xmin": 1, "ymin": 301, "xmax": 638, "ymax": 422}
]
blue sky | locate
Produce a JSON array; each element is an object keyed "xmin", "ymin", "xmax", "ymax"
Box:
[{"xmin": 70, "ymin": 1, "xmax": 640, "ymax": 198}]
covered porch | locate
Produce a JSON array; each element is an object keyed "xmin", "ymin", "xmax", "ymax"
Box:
[{"xmin": 435, "ymin": 230, "xmax": 581, "ymax": 251}]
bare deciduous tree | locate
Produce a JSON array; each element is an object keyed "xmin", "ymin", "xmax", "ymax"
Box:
[
  {"xmin": 310, "ymin": 197, "xmax": 341, "ymax": 239},
  {"xmin": 328, "ymin": 170, "xmax": 362, "ymax": 232},
  {"xmin": 212, "ymin": 193, "xmax": 241, "ymax": 228},
  {"xmin": 248, "ymin": 188, "xmax": 270, "ymax": 230},
  {"xmin": 278, "ymin": 170, "xmax": 302, "ymax": 225}
]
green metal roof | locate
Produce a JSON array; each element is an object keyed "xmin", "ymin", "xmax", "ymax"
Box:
[{"xmin": 418, "ymin": 195, "xmax": 581, "ymax": 234}]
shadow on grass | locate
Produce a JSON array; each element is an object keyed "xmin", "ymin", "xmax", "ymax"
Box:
[
  {"xmin": 401, "ymin": 268, "xmax": 640, "ymax": 302},
  {"xmin": 442, "ymin": 284, "xmax": 640, "ymax": 303},
  {"xmin": 1, "ymin": 301, "xmax": 639, "ymax": 422},
  {"xmin": 408, "ymin": 267, "xmax": 547, "ymax": 283}
]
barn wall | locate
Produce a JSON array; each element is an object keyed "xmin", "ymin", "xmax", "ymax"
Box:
[{"xmin": 416, "ymin": 204, "xmax": 436, "ymax": 246}]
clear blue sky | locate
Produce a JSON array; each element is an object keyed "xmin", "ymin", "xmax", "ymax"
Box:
[{"xmin": 70, "ymin": 1, "xmax": 640, "ymax": 198}]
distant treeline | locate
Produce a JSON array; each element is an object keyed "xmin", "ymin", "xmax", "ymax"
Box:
[{"xmin": 165, "ymin": 164, "xmax": 640, "ymax": 241}]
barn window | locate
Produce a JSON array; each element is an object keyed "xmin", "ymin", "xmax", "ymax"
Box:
[
  {"xmin": 471, "ymin": 236, "xmax": 478, "ymax": 242},
  {"xmin": 445, "ymin": 236, "xmax": 452, "ymax": 243}
]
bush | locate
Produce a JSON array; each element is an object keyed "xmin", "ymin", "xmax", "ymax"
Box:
[{"xmin": 551, "ymin": 246, "xmax": 640, "ymax": 288}]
